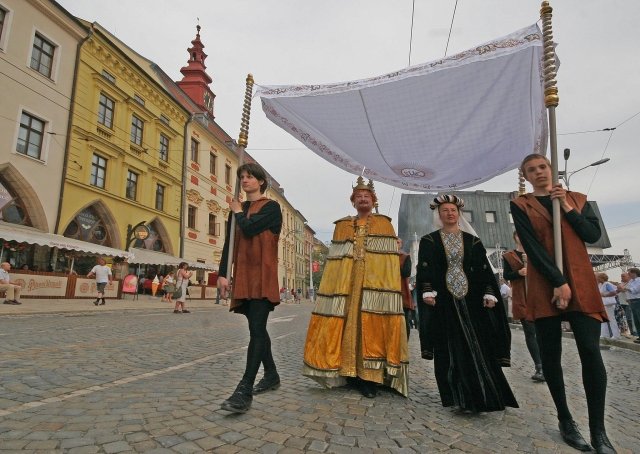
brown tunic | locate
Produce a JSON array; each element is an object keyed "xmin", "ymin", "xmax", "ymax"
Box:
[
  {"xmin": 230, "ymin": 198, "xmax": 280, "ymax": 312},
  {"xmin": 512, "ymin": 193, "xmax": 605, "ymax": 321},
  {"xmin": 503, "ymin": 250, "xmax": 527, "ymax": 321}
]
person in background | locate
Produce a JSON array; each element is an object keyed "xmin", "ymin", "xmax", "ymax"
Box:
[
  {"xmin": 398, "ymin": 238, "xmax": 414, "ymax": 339},
  {"xmin": 503, "ymin": 232, "xmax": 545, "ymax": 382},
  {"xmin": 162, "ymin": 271, "xmax": 176, "ymax": 304},
  {"xmin": 616, "ymin": 272, "xmax": 634, "ymax": 337},
  {"xmin": 174, "ymin": 263, "xmax": 192, "ymax": 314},
  {"xmin": 597, "ymin": 273, "xmax": 619, "ymax": 340},
  {"xmin": 87, "ymin": 257, "xmax": 112, "ymax": 306},
  {"xmin": 512, "ymin": 153, "xmax": 614, "ymax": 454},
  {"xmin": 0, "ymin": 262, "xmax": 22, "ymax": 305},
  {"xmin": 620, "ymin": 267, "xmax": 640, "ymax": 344}
]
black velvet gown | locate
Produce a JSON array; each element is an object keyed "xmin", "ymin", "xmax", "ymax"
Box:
[{"xmin": 417, "ymin": 230, "xmax": 518, "ymax": 412}]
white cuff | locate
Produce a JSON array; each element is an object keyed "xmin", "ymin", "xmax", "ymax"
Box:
[
  {"xmin": 483, "ymin": 294, "xmax": 498, "ymax": 302},
  {"xmin": 422, "ymin": 291, "xmax": 437, "ymax": 299}
]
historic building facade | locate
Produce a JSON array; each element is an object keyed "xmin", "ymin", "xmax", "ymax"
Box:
[
  {"xmin": 57, "ymin": 22, "xmax": 188, "ymax": 258},
  {"xmin": 0, "ymin": 0, "xmax": 87, "ymax": 268}
]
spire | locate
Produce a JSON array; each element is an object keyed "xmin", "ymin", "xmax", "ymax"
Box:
[{"xmin": 176, "ymin": 23, "xmax": 215, "ymax": 117}]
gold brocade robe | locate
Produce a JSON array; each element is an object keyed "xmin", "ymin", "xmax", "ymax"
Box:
[{"xmin": 302, "ymin": 214, "xmax": 409, "ymax": 396}]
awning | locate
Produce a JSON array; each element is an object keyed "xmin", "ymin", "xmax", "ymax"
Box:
[
  {"xmin": 129, "ymin": 247, "xmax": 217, "ymax": 270},
  {"xmin": 0, "ymin": 221, "xmax": 133, "ymax": 259},
  {"xmin": 257, "ymin": 24, "xmax": 547, "ymax": 191}
]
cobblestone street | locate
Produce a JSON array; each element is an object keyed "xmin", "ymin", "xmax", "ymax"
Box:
[{"xmin": 0, "ymin": 302, "xmax": 638, "ymax": 453}]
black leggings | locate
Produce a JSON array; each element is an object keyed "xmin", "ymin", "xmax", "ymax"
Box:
[
  {"xmin": 534, "ymin": 312, "xmax": 607, "ymax": 431},
  {"xmin": 240, "ymin": 299, "xmax": 277, "ymax": 388}
]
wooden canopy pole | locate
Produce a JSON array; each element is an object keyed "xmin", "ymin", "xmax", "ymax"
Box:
[{"xmin": 540, "ymin": 1, "xmax": 562, "ymax": 272}]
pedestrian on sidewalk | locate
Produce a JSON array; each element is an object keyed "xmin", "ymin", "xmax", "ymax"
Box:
[
  {"xmin": 512, "ymin": 154, "xmax": 615, "ymax": 454},
  {"xmin": 87, "ymin": 257, "xmax": 112, "ymax": 306},
  {"xmin": 597, "ymin": 273, "xmax": 620, "ymax": 340},
  {"xmin": 0, "ymin": 262, "xmax": 22, "ymax": 305},
  {"xmin": 616, "ymin": 272, "xmax": 634, "ymax": 337},
  {"xmin": 503, "ymin": 232, "xmax": 545, "ymax": 382},
  {"xmin": 218, "ymin": 163, "xmax": 282, "ymax": 413},
  {"xmin": 174, "ymin": 263, "xmax": 192, "ymax": 314},
  {"xmin": 162, "ymin": 271, "xmax": 176, "ymax": 304},
  {"xmin": 619, "ymin": 268, "xmax": 640, "ymax": 344}
]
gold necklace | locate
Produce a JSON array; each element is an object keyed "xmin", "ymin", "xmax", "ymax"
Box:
[{"xmin": 352, "ymin": 214, "xmax": 371, "ymax": 261}]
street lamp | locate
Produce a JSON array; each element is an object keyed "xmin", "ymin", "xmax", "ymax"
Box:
[{"xmin": 559, "ymin": 148, "xmax": 610, "ymax": 189}]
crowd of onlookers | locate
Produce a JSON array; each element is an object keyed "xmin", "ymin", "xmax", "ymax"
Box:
[{"xmin": 500, "ymin": 268, "xmax": 640, "ymax": 343}]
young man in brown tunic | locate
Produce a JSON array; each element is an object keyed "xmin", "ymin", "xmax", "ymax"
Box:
[
  {"xmin": 502, "ymin": 231, "xmax": 544, "ymax": 382},
  {"xmin": 218, "ymin": 163, "xmax": 282, "ymax": 413},
  {"xmin": 511, "ymin": 154, "xmax": 615, "ymax": 454}
]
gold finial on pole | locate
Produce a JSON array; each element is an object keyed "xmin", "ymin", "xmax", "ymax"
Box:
[
  {"xmin": 540, "ymin": 2, "xmax": 559, "ymax": 108},
  {"xmin": 518, "ymin": 168, "xmax": 526, "ymax": 196},
  {"xmin": 237, "ymin": 74, "xmax": 254, "ymax": 148},
  {"xmin": 540, "ymin": 1, "xmax": 562, "ymax": 272},
  {"xmin": 224, "ymin": 74, "xmax": 255, "ymax": 301}
]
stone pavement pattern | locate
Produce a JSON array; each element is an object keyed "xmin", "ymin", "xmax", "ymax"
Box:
[{"xmin": 0, "ymin": 300, "xmax": 638, "ymax": 453}]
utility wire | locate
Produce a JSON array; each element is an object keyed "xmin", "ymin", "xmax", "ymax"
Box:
[
  {"xmin": 444, "ymin": 0, "xmax": 459, "ymax": 57},
  {"xmin": 408, "ymin": 0, "xmax": 416, "ymax": 66}
]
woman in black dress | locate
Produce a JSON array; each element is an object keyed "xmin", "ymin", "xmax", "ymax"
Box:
[{"xmin": 417, "ymin": 194, "xmax": 517, "ymax": 413}]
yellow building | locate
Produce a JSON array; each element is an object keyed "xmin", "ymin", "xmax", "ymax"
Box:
[{"xmin": 57, "ymin": 22, "xmax": 189, "ymax": 267}]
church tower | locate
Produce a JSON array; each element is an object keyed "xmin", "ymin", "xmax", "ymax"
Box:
[{"xmin": 176, "ymin": 24, "xmax": 215, "ymax": 118}]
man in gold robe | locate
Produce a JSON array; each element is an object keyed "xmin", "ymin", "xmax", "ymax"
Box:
[{"xmin": 303, "ymin": 177, "xmax": 409, "ymax": 398}]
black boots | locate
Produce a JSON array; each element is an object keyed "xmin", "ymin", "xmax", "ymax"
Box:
[
  {"xmin": 590, "ymin": 430, "xmax": 617, "ymax": 454},
  {"xmin": 100, "ymin": 298, "xmax": 106, "ymax": 305},
  {"xmin": 531, "ymin": 364, "xmax": 545, "ymax": 382},
  {"xmin": 558, "ymin": 420, "xmax": 591, "ymax": 451},
  {"xmin": 221, "ymin": 382, "xmax": 253, "ymax": 413},
  {"xmin": 253, "ymin": 374, "xmax": 280, "ymax": 394}
]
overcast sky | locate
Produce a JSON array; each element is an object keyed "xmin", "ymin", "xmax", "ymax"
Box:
[{"xmin": 57, "ymin": 0, "xmax": 640, "ymax": 273}]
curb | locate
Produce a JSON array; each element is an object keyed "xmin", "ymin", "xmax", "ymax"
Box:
[{"xmin": 510, "ymin": 322, "xmax": 640, "ymax": 353}]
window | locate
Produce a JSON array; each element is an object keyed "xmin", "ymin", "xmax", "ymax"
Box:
[
  {"xmin": 97, "ymin": 93, "xmax": 115, "ymax": 128},
  {"xmin": 462, "ymin": 210, "xmax": 473, "ymax": 223},
  {"xmin": 187, "ymin": 205, "xmax": 197, "ymax": 229},
  {"xmin": 126, "ymin": 170, "xmax": 138, "ymax": 200},
  {"xmin": 0, "ymin": 7, "xmax": 7, "ymax": 42},
  {"xmin": 209, "ymin": 153, "xmax": 217, "ymax": 175},
  {"xmin": 159, "ymin": 134, "xmax": 169, "ymax": 161},
  {"xmin": 90, "ymin": 154, "xmax": 107, "ymax": 188},
  {"xmin": 130, "ymin": 115, "xmax": 143, "ymax": 145},
  {"xmin": 30, "ymin": 33, "xmax": 55, "ymax": 78},
  {"xmin": 225, "ymin": 164, "xmax": 232, "ymax": 185},
  {"xmin": 485, "ymin": 211, "xmax": 496, "ymax": 223},
  {"xmin": 155, "ymin": 184, "xmax": 165, "ymax": 211},
  {"xmin": 101, "ymin": 69, "xmax": 115, "ymax": 83},
  {"xmin": 190, "ymin": 138, "xmax": 199, "ymax": 163},
  {"xmin": 133, "ymin": 94, "xmax": 145, "ymax": 106},
  {"xmin": 208, "ymin": 213, "xmax": 218, "ymax": 235},
  {"xmin": 16, "ymin": 112, "xmax": 45, "ymax": 159}
]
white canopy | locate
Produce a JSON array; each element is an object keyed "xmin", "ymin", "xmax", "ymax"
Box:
[
  {"xmin": 257, "ymin": 24, "xmax": 548, "ymax": 191},
  {"xmin": 129, "ymin": 247, "xmax": 217, "ymax": 270},
  {"xmin": 0, "ymin": 221, "xmax": 133, "ymax": 259}
]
